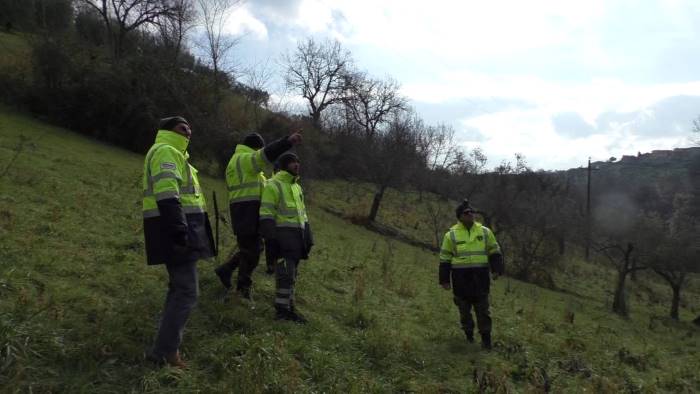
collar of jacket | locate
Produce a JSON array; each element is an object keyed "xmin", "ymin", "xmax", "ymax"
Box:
[
  {"xmin": 235, "ymin": 144, "xmax": 256, "ymax": 154},
  {"xmin": 455, "ymin": 221, "xmax": 482, "ymax": 232},
  {"xmin": 155, "ymin": 130, "xmax": 190, "ymax": 154},
  {"xmin": 275, "ymin": 170, "xmax": 299, "ymax": 184}
]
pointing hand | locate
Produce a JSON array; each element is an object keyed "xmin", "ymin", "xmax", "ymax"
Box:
[{"xmin": 288, "ymin": 130, "xmax": 303, "ymax": 145}]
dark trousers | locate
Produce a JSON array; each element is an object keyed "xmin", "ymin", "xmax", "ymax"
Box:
[
  {"xmin": 223, "ymin": 235, "xmax": 261, "ymax": 290},
  {"xmin": 274, "ymin": 257, "xmax": 299, "ymax": 311},
  {"xmin": 265, "ymin": 239, "xmax": 278, "ymax": 272},
  {"xmin": 453, "ymin": 294, "xmax": 491, "ymax": 335},
  {"xmin": 153, "ymin": 260, "xmax": 198, "ymax": 356}
]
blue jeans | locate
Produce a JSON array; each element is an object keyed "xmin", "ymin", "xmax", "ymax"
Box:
[{"xmin": 153, "ymin": 260, "xmax": 199, "ymax": 356}]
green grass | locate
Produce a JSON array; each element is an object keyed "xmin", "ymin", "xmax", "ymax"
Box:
[
  {"xmin": 0, "ymin": 31, "xmax": 31, "ymax": 76},
  {"xmin": 1, "ymin": 108, "xmax": 699, "ymax": 392}
]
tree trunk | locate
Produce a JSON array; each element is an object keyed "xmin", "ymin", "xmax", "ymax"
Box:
[
  {"xmin": 612, "ymin": 270, "xmax": 628, "ymax": 317},
  {"xmin": 558, "ymin": 234, "xmax": 565, "ymax": 255},
  {"xmin": 670, "ymin": 285, "xmax": 680, "ymax": 320},
  {"xmin": 368, "ymin": 185, "xmax": 386, "ymax": 222}
]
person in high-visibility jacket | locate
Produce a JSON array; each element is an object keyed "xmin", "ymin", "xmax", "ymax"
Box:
[
  {"xmin": 439, "ymin": 199, "xmax": 504, "ymax": 350},
  {"xmin": 214, "ymin": 131, "xmax": 302, "ymax": 298},
  {"xmin": 259, "ymin": 152, "xmax": 313, "ymax": 323},
  {"xmin": 142, "ymin": 116, "xmax": 215, "ymax": 368}
]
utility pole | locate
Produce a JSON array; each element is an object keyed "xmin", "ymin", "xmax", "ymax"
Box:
[{"xmin": 585, "ymin": 157, "xmax": 591, "ymax": 261}]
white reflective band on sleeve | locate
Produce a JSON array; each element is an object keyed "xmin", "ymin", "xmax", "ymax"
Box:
[
  {"xmin": 450, "ymin": 230, "xmax": 458, "ymax": 255},
  {"xmin": 151, "ymin": 171, "xmax": 180, "ymax": 183},
  {"xmin": 155, "ymin": 191, "xmax": 179, "ymax": 201}
]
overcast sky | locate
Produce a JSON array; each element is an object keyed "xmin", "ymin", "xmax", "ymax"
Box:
[{"xmin": 212, "ymin": 0, "xmax": 700, "ymax": 170}]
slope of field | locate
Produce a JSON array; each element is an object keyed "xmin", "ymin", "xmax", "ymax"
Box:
[{"xmin": 1, "ymin": 108, "xmax": 698, "ymax": 392}]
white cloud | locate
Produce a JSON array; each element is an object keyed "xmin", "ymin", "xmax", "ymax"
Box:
[
  {"xmin": 224, "ymin": 4, "xmax": 269, "ymax": 40},
  {"xmin": 234, "ymin": 0, "xmax": 700, "ymax": 169}
]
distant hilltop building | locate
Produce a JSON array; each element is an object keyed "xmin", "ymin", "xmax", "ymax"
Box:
[{"xmin": 583, "ymin": 146, "xmax": 699, "ymax": 170}]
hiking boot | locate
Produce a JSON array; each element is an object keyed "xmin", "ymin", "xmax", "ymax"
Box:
[
  {"xmin": 275, "ymin": 309, "xmax": 307, "ymax": 324},
  {"xmin": 465, "ymin": 332, "xmax": 474, "ymax": 344},
  {"xmin": 146, "ymin": 350, "xmax": 186, "ymax": 369},
  {"xmin": 289, "ymin": 310, "xmax": 308, "ymax": 324},
  {"xmin": 237, "ymin": 287, "xmax": 251, "ymax": 300},
  {"xmin": 214, "ymin": 264, "xmax": 233, "ymax": 289},
  {"xmin": 481, "ymin": 333, "xmax": 492, "ymax": 350},
  {"xmin": 165, "ymin": 351, "xmax": 187, "ymax": 368}
]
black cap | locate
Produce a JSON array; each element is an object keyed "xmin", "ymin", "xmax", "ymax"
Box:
[
  {"xmin": 242, "ymin": 132, "xmax": 265, "ymax": 149},
  {"xmin": 277, "ymin": 152, "xmax": 299, "ymax": 171},
  {"xmin": 455, "ymin": 199, "xmax": 476, "ymax": 218},
  {"xmin": 158, "ymin": 116, "xmax": 189, "ymax": 131}
]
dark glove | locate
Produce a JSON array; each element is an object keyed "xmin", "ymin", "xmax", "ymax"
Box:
[
  {"xmin": 488, "ymin": 253, "xmax": 504, "ymax": 275},
  {"xmin": 158, "ymin": 198, "xmax": 188, "ymax": 248},
  {"xmin": 303, "ymin": 223, "xmax": 314, "ymax": 258},
  {"xmin": 439, "ymin": 262, "xmax": 451, "ymax": 287}
]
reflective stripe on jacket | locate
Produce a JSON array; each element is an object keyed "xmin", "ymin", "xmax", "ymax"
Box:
[
  {"xmin": 259, "ymin": 170, "xmax": 308, "ymax": 229},
  {"xmin": 225, "ymin": 144, "xmax": 270, "ymax": 204},
  {"xmin": 142, "ymin": 130, "xmax": 207, "ymax": 217},
  {"xmin": 141, "ymin": 130, "xmax": 214, "ymax": 265},
  {"xmin": 439, "ymin": 222, "xmax": 500, "ymax": 268}
]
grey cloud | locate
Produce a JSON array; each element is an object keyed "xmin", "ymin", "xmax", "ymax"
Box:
[
  {"xmin": 551, "ymin": 112, "xmax": 596, "ymax": 138},
  {"xmin": 595, "ymin": 110, "xmax": 637, "ymax": 128},
  {"xmin": 552, "ymin": 95, "xmax": 700, "ymax": 141},
  {"xmin": 593, "ymin": 95, "xmax": 700, "ymax": 139},
  {"xmin": 627, "ymin": 95, "xmax": 700, "ymax": 137}
]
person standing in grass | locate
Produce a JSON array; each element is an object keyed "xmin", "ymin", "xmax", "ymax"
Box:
[
  {"xmin": 439, "ymin": 199, "xmax": 504, "ymax": 349},
  {"xmin": 214, "ymin": 131, "xmax": 302, "ymax": 299},
  {"xmin": 142, "ymin": 116, "xmax": 216, "ymax": 368},
  {"xmin": 259, "ymin": 152, "xmax": 314, "ymax": 323}
]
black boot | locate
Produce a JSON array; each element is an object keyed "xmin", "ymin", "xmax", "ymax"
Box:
[
  {"xmin": 290, "ymin": 304, "xmax": 308, "ymax": 324},
  {"xmin": 275, "ymin": 308, "xmax": 307, "ymax": 324},
  {"xmin": 237, "ymin": 286, "xmax": 251, "ymax": 300},
  {"xmin": 481, "ymin": 332, "xmax": 492, "ymax": 350},
  {"xmin": 214, "ymin": 264, "xmax": 233, "ymax": 289},
  {"xmin": 465, "ymin": 331, "xmax": 474, "ymax": 343}
]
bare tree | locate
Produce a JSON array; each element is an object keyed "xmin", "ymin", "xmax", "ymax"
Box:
[
  {"xmin": 651, "ymin": 194, "xmax": 700, "ymax": 320},
  {"xmin": 283, "ymin": 38, "xmax": 353, "ymax": 128},
  {"xmin": 197, "ymin": 0, "xmax": 241, "ymax": 104},
  {"xmin": 80, "ymin": 0, "xmax": 179, "ymax": 57},
  {"xmin": 343, "ymin": 72, "xmax": 407, "ymax": 138},
  {"xmin": 597, "ymin": 241, "xmax": 642, "ymax": 317},
  {"xmin": 155, "ymin": 0, "xmax": 196, "ymax": 63},
  {"xmin": 421, "ymin": 123, "xmax": 458, "ymax": 170},
  {"xmin": 594, "ymin": 209, "xmax": 657, "ymax": 317},
  {"xmin": 364, "ymin": 111, "xmax": 421, "ymax": 222},
  {"xmin": 241, "ymin": 58, "xmax": 275, "ymax": 127}
]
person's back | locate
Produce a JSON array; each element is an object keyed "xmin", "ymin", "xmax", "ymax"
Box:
[{"xmin": 214, "ymin": 131, "xmax": 302, "ymax": 298}]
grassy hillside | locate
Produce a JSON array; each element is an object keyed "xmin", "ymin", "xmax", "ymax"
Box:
[{"xmin": 1, "ymin": 108, "xmax": 699, "ymax": 392}]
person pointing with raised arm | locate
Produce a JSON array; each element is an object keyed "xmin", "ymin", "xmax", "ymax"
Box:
[{"xmin": 214, "ymin": 130, "xmax": 302, "ymax": 299}]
